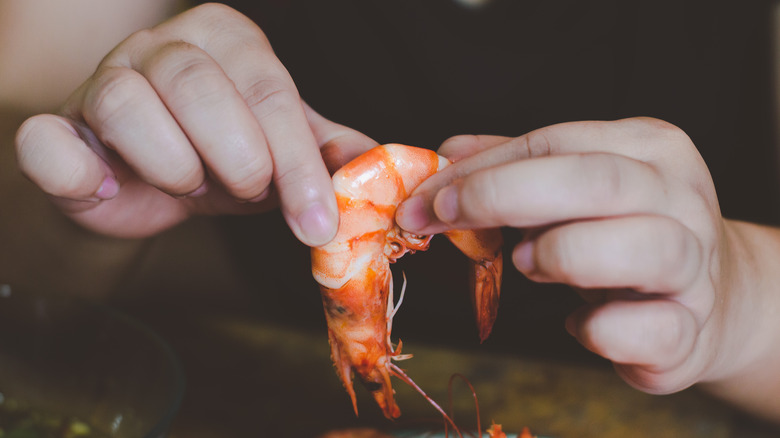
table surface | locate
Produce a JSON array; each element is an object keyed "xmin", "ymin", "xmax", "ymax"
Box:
[{"xmin": 105, "ymin": 220, "xmax": 778, "ymax": 438}]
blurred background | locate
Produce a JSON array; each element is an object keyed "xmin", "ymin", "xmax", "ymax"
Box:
[{"xmin": 3, "ymin": 0, "xmax": 780, "ymax": 436}]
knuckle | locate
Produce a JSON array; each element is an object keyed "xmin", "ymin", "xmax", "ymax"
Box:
[
  {"xmin": 271, "ymin": 160, "xmax": 311, "ymax": 199},
  {"xmin": 146, "ymin": 40, "xmax": 205, "ymax": 76},
  {"xmin": 653, "ymin": 311, "xmax": 695, "ymax": 369},
  {"xmin": 191, "ymin": 2, "xmax": 235, "ymax": 15},
  {"xmin": 579, "ymin": 154, "xmax": 624, "ymax": 206},
  {"xmin": 85, "ymin": 67, "xmax": 146, "ymax": 133},
  {"xmin": 189, "ymin": 2, "xmax": 244, "ymax": 22},
  {"xmin": 157, "ymin": 163, "xmax": 204, "ymax": 196},
  {"xmin": 657, "ymin": 314, "xmax": 685, "ymax": 354},
  {"xmin": 101, "ymin": 28, "xmax": 156, "ymax": 66},
  {"xmin": 120, "ymin": 28, "xmax": 157, "ymax": 53},
  {"xmin": 221, "ymin": 156, "xmax": 273, "ymax": 198},
  {"xmin": 658, "ymin": 223, "xmax": 688, "ymax": 266},
  {"xmin": 460, "ymin": 171, "xmax": 499, "ymax": 222},
  {"xmin": 536, "ymin": 230, "xmax": 580, "ymax": 283},
  {"xmin": 551, "ymin": 240, "xmax": 579, "ymax": 284},
  {"xmin": 188, "ymin": 3, "xmax": 270, "ymax": 46},
  {"xmin": 659, "ymin": 221, "xmax": 702, "ymax": 289},
  {"xmin": 242, "ymin": 79, "xmax": 299, "ymax": 120},
  {"xmin": 515, "ymin": 128, "xmax": 554, "ymax": 158},
  {"xmin": 146, "ymin": 44, "xmax": 235, "ymax": 110},
  {"xmin": 623, "ymin": 117, "xmax": 694, "ymax": 150}
]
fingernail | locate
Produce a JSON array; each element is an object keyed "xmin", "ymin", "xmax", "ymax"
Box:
[
  {"xmin": 187, "ymin": 181, "xmax": 209, "ymax": 198},
  {"xmin": 513, "ymin": 240, "xmax": 535, "ymax": 273},
  {"xmin": 246, "ymin": 187, "xmax": 271, "ymax": 203},
  {"xmin": 396, "ymin": 196, "xmax": 431, "ymax": 231},
  {"xmin": 234, "ymin": 187, "xmax": 272, "ymax": 204},
  {"xmin": 433, "ymin": 185, "xmax": 459, "ymax": 224},
  {"xmin": 95, "ymin": 176, "xmax": 119, "ymax": 200},
  {"xmin": 298, "ymin": 202, "xmax": 336, "ymax": 246}
]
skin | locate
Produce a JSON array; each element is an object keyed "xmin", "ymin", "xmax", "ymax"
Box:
[
  {"xmin": 5, "ymin": 0, "xmax": 780, "ymax": 425},
  {"xmin": 10, "ymin": 2, "xmax": 377, "ymax": 244},
  {"xmin": 395, "ymin": 119, "xmax": 780, "ymax": 423}
]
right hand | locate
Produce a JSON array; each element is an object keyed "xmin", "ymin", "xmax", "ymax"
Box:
[
  {"xmin": 396, "ymin": 119, "xmax": 736, "ymax": 396},
  {"xmin": 14, "ymin": 3, "xmax": 376, "ymax": 245}
]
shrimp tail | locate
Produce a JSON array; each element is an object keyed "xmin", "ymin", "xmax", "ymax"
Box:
[
  {"xmin": 324, "ymin": 302, "xmax": 402, "ymax": 419},
  {"xmin": 444, "ymin": 228, "xmax": 504, "ymax": 342},
  {"xmin": 327, "ymin": 326, "xmax": 359, "ymax": 416},
  {"xmin": 319, "ymin": 262, "xmax": 402, "ymax": 419},
  {"xmin": 469, "ymin": 250, "xmax": 503, "ymax": 342},
  {"xmin": 327, "ymin": 323, "xmax": 401, "ymax": 419}
]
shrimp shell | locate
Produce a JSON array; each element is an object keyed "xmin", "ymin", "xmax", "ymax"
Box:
[{"xmin": 312, "ymin": 144, "xmax": 503, "ymax": 419}]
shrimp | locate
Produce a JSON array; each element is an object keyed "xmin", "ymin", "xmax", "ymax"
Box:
[
  {"xmin": 311, "ymin": 144, "xmax": 503, "ymax": 420},
  {"xmin": 487, "ymin": 424, "xmax": 507, "ymax": 438},
  {"xmin": 488, "ymin": 425, "xmax": 534, "ymax": 438}
]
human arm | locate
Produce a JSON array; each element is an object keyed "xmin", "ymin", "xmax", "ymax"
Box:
[
  {"xmin": 395, "ymin": 118, "xmax": 780, "ymax": 423},
  {"xmin": 10, "ymin": 2, "xmax": 376, "ymax": 246},
  {"xmin": 0, "ymin": 0, "xmax": 185, "ymax": 112}
]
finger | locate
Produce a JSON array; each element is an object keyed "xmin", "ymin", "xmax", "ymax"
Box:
[
  {"xmin": 236, "ymin": 63, "xmax": 338, "ymax": 246},
  {"xmin": 15, "ymin": 114, "xmax": 118, "ymax": 201},
  {"xmin": 413, "ymin": 152, "xmax": 665, "ymax": 233},
  {"xmin": 134, "ymin": 39, "xmax": 273, "ymax": 200},
  {"xmin": 397, "ymin": 118, "xmax": 691, "ymax": 233},
  {"xmin": 105, "ymin": 5, "xmax": 337, "ymax": 245},
  {"xmin": 176, "ymin": 6, "xmax": 339, "ymax": 246},
  {"xmin": 303, "ymin": 103, "xmax": 379, "ymax": 173},
  {"xmin": 513, "ymin": 215, "xmax": 703, "ymax": 294},
  {"xmin": 437, "ymin": 134, "xmax": 511, "ymax": 162},
  {"xmin": 440, "ymin": 118, "xmax": 688, "ymax": 190},
  {"xmin": 73, "ymin": 65, "xmax": 205, "ymax": 197},
  {"xmin": 186, "ymin": 104, "xmax": 379, "ymax": 216},
  {"xmin": 566, "ymin": 300, "xmax": 699, "ymax": 393},
  {"xmin": 399, "ymin": 122, "xmax": 588, "ymax": 227}
]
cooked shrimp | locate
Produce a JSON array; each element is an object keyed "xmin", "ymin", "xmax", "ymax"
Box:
[
  {"xmin": 488, "ymin": 425, "xmax": 534, "ymax": 438},
  {"xmin": 487, "ymin": 423, "xmax": 507, "ymax": 438},
  {"xmin": 311, "ymin": 144, "xmax": 503, "ymax": 420}
]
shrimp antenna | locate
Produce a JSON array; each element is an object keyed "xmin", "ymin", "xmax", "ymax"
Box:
[
  {"xmin": 447, "ymin": 373, "xmax": 482, "ymax": 438},
  {"xmin": 389, "ymin": 363, "xmax": 465, "ymax": 438}
]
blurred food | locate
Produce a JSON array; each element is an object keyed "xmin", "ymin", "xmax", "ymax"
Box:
[
  {"xmin": 0, "ymin": 398, "xmax": 109, "ymax": 438},
  {"xmin": 0, "ymin": 289, "xmax": 183, "ymax": 438},
  {"xmin": 316, "ymin": 428, "xmax": 394, "ymax": 438}
]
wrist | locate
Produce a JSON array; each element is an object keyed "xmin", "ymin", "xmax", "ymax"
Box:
[{"xmin": 698, "ymin": 219, "xmax": 780, "ymax": 423}]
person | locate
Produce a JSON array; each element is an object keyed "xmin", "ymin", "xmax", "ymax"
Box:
[{"xmin": 4, "ymin": 0, "xmax": 780, "ymax": 427}]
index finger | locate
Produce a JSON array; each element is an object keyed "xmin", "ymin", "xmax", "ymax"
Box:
[
  {"xmin": 396, "ymin": 118, "xmax": 687, "ymax": 233},
  {"xmin": 165, "ymin": 5, "xmax": 339, "ymax": 246}
]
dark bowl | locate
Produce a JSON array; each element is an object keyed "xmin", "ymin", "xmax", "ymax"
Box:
[{"xmin": 0, "ymin": 285, "xmax": 184, "ymax": 437}]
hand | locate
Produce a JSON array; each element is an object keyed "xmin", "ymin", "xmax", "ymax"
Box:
[
  {"xmin": 396, "ymin": 117, "xmax": 749, "ymax": 395},
  {"xmin": 14, "ymin": 3, "xmax": 376, "ymax": 245}
]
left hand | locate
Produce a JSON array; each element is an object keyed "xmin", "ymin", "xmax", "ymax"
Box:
[
  {"xmin": 13, "ymin": 4, "xmax": 377, "ymax": 244},
  {"xmin": 395, "ymin": 117, "xmax": 737, "ymax": 395}
]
